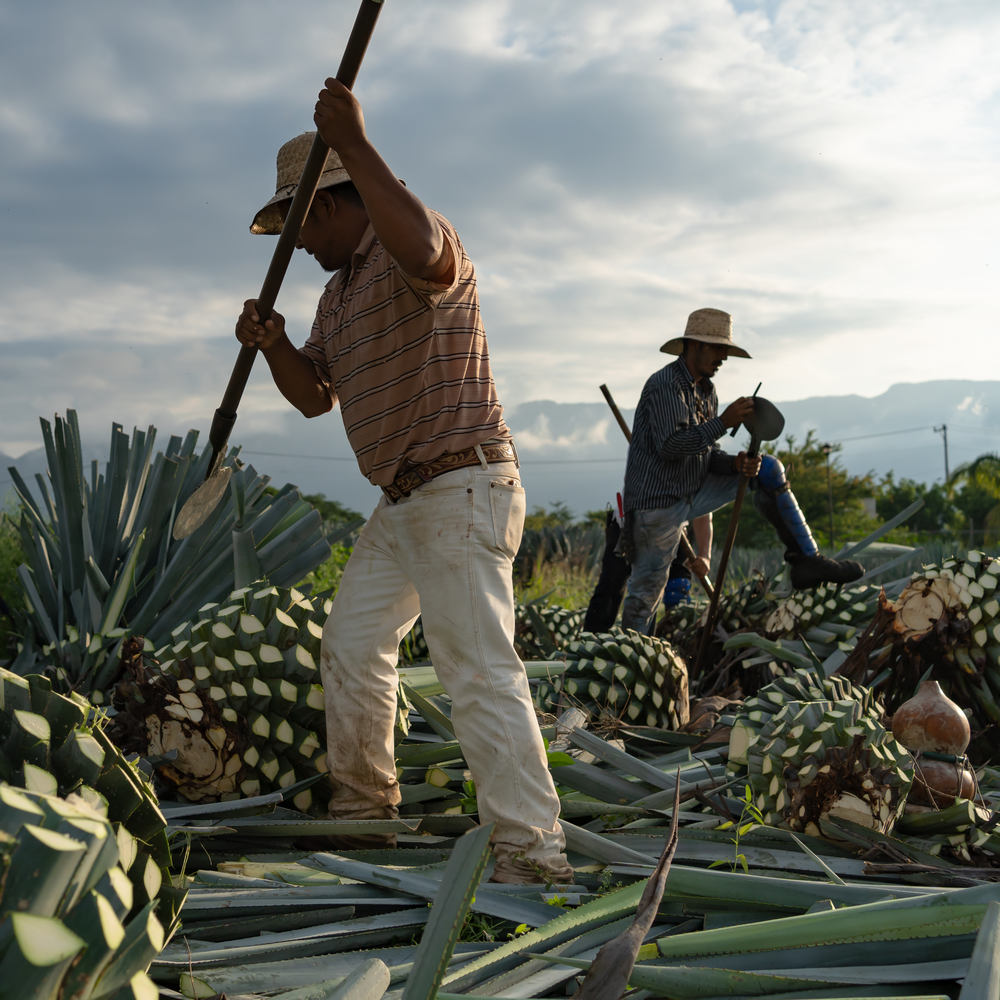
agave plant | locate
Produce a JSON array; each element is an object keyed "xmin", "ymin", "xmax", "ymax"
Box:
[{"xmin": 6, "ymin": 411, "xmax": 330, "ymax": 697}]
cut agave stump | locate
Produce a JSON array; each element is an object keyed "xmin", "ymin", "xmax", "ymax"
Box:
[
  {"xmin": 536, "ymin": 627, "xmax": 689, "ymax": 731},
  {"xmin": 746, "ymin": 698, "xmax": 914, "ymax": 836},
  {"xmin": 112, "ymin": 583, "xmax": 410, "ymax": 814},
  {"xmin": 727, "ymin": 669, "xmax": 881, "ymax": 771},
  {"xmin": 837, "ymin": 552, "xmax": 1000, "ymax": 747}
]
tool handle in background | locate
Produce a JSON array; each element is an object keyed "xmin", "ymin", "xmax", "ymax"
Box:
[{"xmin": 207, "ymin": 0, "xmax": 385, "ymax": 472}]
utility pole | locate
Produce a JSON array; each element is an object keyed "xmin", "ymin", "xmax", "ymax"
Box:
[{"xmin": 933, "ymin": 424, "xmax": 950, "ymax": 481}]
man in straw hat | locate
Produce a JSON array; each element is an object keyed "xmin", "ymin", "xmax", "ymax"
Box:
[
  {"xmin": 620, "ymin": 308, "xmax": 863, "ymax": 635},
  {"xmin": 235, "ymin": 78, "xmax": 572, "ymax": 885}
]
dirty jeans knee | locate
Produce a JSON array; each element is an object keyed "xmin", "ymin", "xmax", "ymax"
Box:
[
  {"xmin": 319, "ymin": 514, "xmax": 418, "ymax": 819},
  {"xmin": 621, "ymin": 507, "xmax": 686, "ymax": 633}
]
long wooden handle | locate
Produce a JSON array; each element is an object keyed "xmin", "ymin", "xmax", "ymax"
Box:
[
  {"xmin": 207, "ymin": 0, "xmax": 385, "ymax": 473},
  {"xmin": 598, "ymin": 383, "xmax": 714, "ymax": 600},
  {"xmin": 692, "ymin": 432, "xmax": 762, "ymax": 676}
]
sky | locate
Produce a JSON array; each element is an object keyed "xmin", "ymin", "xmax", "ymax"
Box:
[{"xmin": 2, "ymin": 0, "xmax": 998, "ymax": 472}]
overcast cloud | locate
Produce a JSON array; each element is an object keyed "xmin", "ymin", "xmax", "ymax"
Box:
[{"xmin": 1, "ymin": 0, "xmax": 998, "ymax": 464}]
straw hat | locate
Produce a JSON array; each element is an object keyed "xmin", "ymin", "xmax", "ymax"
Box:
[
  {"xmin": 660, "ymin": 308, "xmax": 751, "ymax": 358},
  {"xmin": 250, "ymin": 132, "xmax": 351, "ymax": 235}
]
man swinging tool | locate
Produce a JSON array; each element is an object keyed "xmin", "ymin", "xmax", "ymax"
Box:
[
  {"xmin": 235, "ymin": 79, "xmax": 572, "ymax": 884},
  {"xmin": 621, "ymin": 308, "xmax": 863, "ymax": 636}
]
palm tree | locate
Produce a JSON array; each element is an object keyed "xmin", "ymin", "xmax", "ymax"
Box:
[{"xmin": 946, "ymin": 452, "xmax": 1000, "ymax": 547}]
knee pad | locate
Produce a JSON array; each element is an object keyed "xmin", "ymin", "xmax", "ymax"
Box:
[
  {"xmin": 753, "ymin": 454, "xmax": 818, "ymax": 558},
  {"xmin": 757, "ymin": 454, "xmax": 787, "ymax": 491}
]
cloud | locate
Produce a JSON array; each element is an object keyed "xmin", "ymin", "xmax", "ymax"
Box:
[{"xmin": 1, "ymin": 0, "xmax": 998, "ymax": 481}]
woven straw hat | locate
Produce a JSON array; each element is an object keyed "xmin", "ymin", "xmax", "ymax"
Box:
[
  {"xmin": 250, "ymin": 132, "xmax": 351, "ymax": 235},
  {"xmin": 660, "ymin": 308, "xmax": 751, "ymax": 358}
]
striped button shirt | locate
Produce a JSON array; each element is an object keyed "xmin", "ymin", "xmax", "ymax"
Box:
[
  {"xmin": 300, "ymin": 212, "xmax": 510, "ymax": 487},
  {"xmin": 623, "ymin": 357, "xmax": 735, "ymax": 512}
]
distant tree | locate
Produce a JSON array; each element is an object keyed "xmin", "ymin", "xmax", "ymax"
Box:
[
  {"xmin": 874, "ymin": 473, "xmax": 962, "ymax": 544},
  {"xmin": 947, "ymin": 453, "xmax": 1000, "ymax": 546},
  {"xmin": 584, "ymin": 507, "xmax": 612, "ymax": 527},
  {"xmin": 524, "ymin": 501, "xmax": 575, "ymax": 532}
]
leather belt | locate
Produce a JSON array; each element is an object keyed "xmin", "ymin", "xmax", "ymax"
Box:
[{"xmin": 382, "ymin": 440, "xmax": 517, "ymax": 502}]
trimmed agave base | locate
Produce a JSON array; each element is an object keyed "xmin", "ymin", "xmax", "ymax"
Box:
[{"xmin": 746, "ymin": 699, "xmax": 914, "ymax": 836}]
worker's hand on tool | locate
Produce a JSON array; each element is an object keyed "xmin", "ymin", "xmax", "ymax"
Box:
[
  {"xmin": 733, "ymin": 451, "xmax": 761, "ymax": 477},
  {"xmin": 235, "ymin": 299, "xmax": 287, "ymax": 351},
  {"xmin": 314, "ymin": 78, "xmax": 367, "ymax": 155},
  {"xmin": 720, "ymin": 396, "xmax": 755, "ymax": 429},
  {"xmin": 686, "ymin": 554, "xmax": 712, "ymax": 579}
]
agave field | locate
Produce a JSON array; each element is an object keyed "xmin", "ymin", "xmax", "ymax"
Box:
[{"xmin": 2, "ymin": 414, "xmax": 1000, "ymax": 1000}]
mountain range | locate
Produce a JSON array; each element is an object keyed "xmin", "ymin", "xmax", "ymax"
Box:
[{"xmin": 3, "ymin": 379, "xmax": 997, "ymax": 520}]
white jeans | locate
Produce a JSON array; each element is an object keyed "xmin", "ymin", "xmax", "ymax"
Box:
[{"xmin": 320, "ymin": 461, "xmax": 568, "ymax": 867}]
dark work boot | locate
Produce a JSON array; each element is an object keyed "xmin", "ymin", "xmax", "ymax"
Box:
[
  {"xmin": 752, "ymin": 456, "xmax": 863, "ymax": 590},
  {"xmin": 787, "ymin": 553, "xmax": 864, "ymax": 590}
]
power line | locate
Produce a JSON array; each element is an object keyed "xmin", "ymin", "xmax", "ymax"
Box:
[{"xmin": 837, "ymin": 425, "xmax": 933, "ymax": 443}]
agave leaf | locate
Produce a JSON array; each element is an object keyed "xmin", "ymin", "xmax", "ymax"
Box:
[
  {"xmin": 401, "ymin": 824, "xmax": 493, "ymax": 1000},
  {"xmin": 0, "ymin": 912, "xmax": 85, "ymax": 998},
  {"xmin": 310, "ymin": 853, "xmax": 556, "ymax": 928},
  {"xmin": 98, "ymin": 530, "xmax": 145, "ymax": 636},
  {"xmin": 401, "ymin": 684, "xmax": 455, "ymax": 740},
  {"xmin": 174, "ymin": 948, "xmax": 430, "ymax": 996},
  {"xmin": 233, "ymin": 527, "xmax": 264, "ymax": 590},
  {"xmin": 572, "ymin": 780, "xmax": 681, "ymax": 998},
  {"xmin": 168, "ymin": 908, "xmax": 428, "ymax": 968},
  {"xmin": 7, "ymin": 413, "xmax": 329, "ymax": 688},
  {"xmin": 89, "ymin": 900, "xmax": 164, "ymax": 998},
  {"xmin": 439, "ymin": 877, "xmax": 655, "ymax": 994},
  {"xmin": 5, "ymin": 824, "xmax": 87, "ymax": 917},
  {"xmin": 652, "ymin": 883, "xmax": 999, "ymax": 964},
  {"xmin": 272, "ymin": 960, "xmax": 392, "ymax": 999},
  {"xmin": 835, "ymin": 498, "xmax": 924, "ymax": 560},
  {"xmin": 959, "ymin": 899, "xmax": 1000, "ymax": 998},
  {"xmin": 16, "ymin": 564, "xmax": 59, "ymax": 646}
]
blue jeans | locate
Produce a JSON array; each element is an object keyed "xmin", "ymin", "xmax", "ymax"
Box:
[{"xmin": 621, "ymin": 474, "xmax": 740, "ymax": 634}]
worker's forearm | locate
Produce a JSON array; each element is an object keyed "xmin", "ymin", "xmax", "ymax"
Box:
[
  {"xmin": 261, "ymin": 336, "xmax": 334, "ymax": 417},
  {"xmin": 338, "ymin": 140, "xmax": 450, "ymax": 281},
  {"xmin": 692, "ymin": 514, "xmax": 713, "ymax": 561}
]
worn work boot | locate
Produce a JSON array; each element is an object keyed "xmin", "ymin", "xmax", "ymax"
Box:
[
  {"xmin": 788, "ymin": 553, "xmax": 864, "ymax": 590},
  {"xmin": 488, "ymin": 855, "xmax": 575, "ymax": 885}
]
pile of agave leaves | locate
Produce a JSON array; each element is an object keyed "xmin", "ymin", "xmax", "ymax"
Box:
[{"xmin": 2, "ymin": 415, "xmax": 1000, "ymax": 1000}]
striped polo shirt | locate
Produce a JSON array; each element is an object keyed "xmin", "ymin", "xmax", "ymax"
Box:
[
  {"xmin": 300, "ymin": 212, "xmax": 510, "ymax": 487},
  {"xmin": 623, "ymin": 357, "xmax": 735, "ymax": 512}
]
